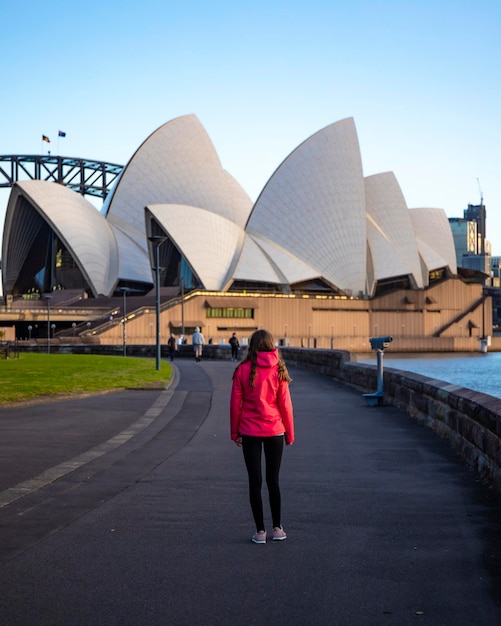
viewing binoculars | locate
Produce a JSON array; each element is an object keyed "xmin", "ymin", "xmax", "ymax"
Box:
[{"xmin": 369, "ymin": 336, "xmax": 393, "ymax": 350}]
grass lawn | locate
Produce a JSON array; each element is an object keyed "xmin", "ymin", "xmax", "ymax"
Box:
[{"xmin": 0, "ymin": 353, "xmax": 172, "ymax": 405}]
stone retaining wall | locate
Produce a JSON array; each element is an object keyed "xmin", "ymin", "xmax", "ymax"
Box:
[
  {"xmin": 282, "ymin": 347, "xmax": 501, "ymax": 493},
  {"xmin": 15, "ymin": 342, "xmax": 235, "ymax": 360}
]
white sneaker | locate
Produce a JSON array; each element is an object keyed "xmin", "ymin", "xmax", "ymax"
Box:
[
  {"xmin": 272, "ymin": 526, "xmax": 287, "ymax": 541},
  {"xmin": 252, "ymin": 530, "xmax": 267, "ymax": 544}
]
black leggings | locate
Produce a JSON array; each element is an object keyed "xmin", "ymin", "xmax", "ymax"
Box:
[{"xmin": 241, "ymin": 435, "xmax": 284, "ymax": 531}]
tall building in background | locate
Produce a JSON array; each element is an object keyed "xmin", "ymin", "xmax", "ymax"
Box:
[
  {"xmin": 449, "ymin": 217, "xmax": 477, "ymax": 264},
  {"xmin": 490, "ymin": 256, "xmax": 501, "ymax": 289},
  {"xmin": 464, "ymin": 203, "xmax": 487, "ymax": 254},
  {"xmin": 449, "ymin": 201, "xmax": 491, "ymax": 279}
]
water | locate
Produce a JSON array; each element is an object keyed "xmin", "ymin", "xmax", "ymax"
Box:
[{"xmin": 356, "ymin": 352, "xmax": 501, "ymax": 400}]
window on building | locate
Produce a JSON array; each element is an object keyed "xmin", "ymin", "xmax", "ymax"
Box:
[{"xmin": 206, "ymin": 307, "xmax": 254, "ymax": 319}]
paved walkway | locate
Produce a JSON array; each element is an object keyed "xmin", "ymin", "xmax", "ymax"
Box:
[{"xmin": 0, "ymin": 359, "xmax": 500, "ymax": 625}]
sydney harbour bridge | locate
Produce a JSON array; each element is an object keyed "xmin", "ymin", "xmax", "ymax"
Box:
[{"xmin": 0, "ymin": 154, "xmax": 124, "ymax": 200}]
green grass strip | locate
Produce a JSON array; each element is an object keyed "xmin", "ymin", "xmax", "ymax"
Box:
[{"xmin": 0, "ymin": 353, "xmax": 172, "ymax": 405}]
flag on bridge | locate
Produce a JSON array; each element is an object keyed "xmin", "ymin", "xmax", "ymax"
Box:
[
  {"xmin": 42, "ymin": 135, "xmax": 50, "ymax": 143},
  {"xmin": 58, "ymin": 130, "xmax": 66, "ymax": 137}
]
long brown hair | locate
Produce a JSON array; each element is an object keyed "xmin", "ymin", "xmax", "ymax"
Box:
[{"xmin": 233, "ymin": 329, "xmax": 292, "ymax": 387}]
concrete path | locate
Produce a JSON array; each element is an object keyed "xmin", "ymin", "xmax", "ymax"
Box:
[{"xmin": 0, "ymin": 359, "xmax": 500, "ymax": 625}]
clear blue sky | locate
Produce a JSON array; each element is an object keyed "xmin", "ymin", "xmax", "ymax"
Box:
[{"xmin": 2, "ymin": 0, "xmax": 500, "ymax": 251}]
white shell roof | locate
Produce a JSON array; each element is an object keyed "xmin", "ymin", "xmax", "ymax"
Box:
[
  {"xmin": 246, "ymin": 229, "xmax": 322, "ymax": 285},
  {"xmin": 103, "ymin": 115, "xmax": 253, "ymax": 288},
  {"xmin": 365, "ymin": 172, "xmax": 424, "ymax": 293},
  {"xmin": 231, "ymin": 234, "xmax": 286, "ymax": 284},
  {"xmin": 247, "ymin": 117, "xmax": 367, "ymax": 296},
  {"xmin": 2, "ymin": 180, "xmax": 118, "ymax": 296},
  {"xmin": 106, "ymin": 114, "xmax": 253, "ymax": 232},
  {"xmin": 108, "ymin": 219, "xmax": 153, "ymax": 284},
  {"xmin": 146, "ymin": 204, "xmax": 245, "ymax": 291},
  {"xmin": 409, "ymin": 208, "xmax": 458, "ymax": 279},
  {"xmin": 2, "ymin": 115, "xmax": 461, "ymax": 299}
]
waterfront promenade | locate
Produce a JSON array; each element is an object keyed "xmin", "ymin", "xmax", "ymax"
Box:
[{"xmin": 0, "ymin": 360, "xmax": 500, "ymax": 625}]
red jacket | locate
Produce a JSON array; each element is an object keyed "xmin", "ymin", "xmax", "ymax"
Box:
[{"xmin": 230, "ymin": 349, "xmax": 294, "ymax": 444}]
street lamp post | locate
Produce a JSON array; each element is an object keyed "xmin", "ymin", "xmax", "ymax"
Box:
[
  {"xmin": 148, "ymin": 236, "xmax": 167, "ymax": 370},
  {"xmin": 44, "ymin": 295, "xmax": 52, "ymax": 354},
  {"xmin": 181, "ymin": 277, "xmax": 185, "ymax": 339},
  {"xmin": 118, "ymin": 287, "xmax": 129, "ymax": 357}
]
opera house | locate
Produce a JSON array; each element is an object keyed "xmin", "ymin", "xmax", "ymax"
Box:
[{"xmin": 1, "ymin": 115, "xmax": 491, "ymax": 351}]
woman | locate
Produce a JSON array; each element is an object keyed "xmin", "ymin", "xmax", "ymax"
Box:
[{"xmin": 230, "ymin": 329, "xmax": 294, "ymax": 544}]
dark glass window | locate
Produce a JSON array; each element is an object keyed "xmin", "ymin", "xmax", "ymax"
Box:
[{"xmin": 206, "ymin": 308, "xmax": 254, "ymax": 319}]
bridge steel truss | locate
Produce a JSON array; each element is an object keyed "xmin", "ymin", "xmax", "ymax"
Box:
[{"xmin": 0, "ymin": 155, "xmax": 124, "ymax": 200}]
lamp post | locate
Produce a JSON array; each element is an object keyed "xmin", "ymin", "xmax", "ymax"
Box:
[
  {"xmin": 118, "ymin": 287, "xmax": 129, "ymax": 357},
  {"xmin": 44, "ymin": 295, "xmax": 52, "ymax": 354},
  {"xmin": 148, "ymin": 235, "xmax": 167, "ymax": 370},
  {"xmin": 480, "ymin": 289, "xmax": 488, "ymax": 352},
  {"xmin": 181, "ymin": 277, "xmax": 185, "ymax": 339}
]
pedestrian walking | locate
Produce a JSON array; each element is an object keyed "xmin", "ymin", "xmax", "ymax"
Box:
[
  {"xmin": 192, "ymin": 327, "xmax": 204, "ymax": 362},
  {"xmin": 230, "ymin": 329, "xmax": 294, "ymax": 544},
  {"xmin": 229, "ymin": 332, "xmax": 240, "ymax": 361},
  {"xmin": 167, "ymin": 334, "xmax": 177, "ymax": 361}
]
